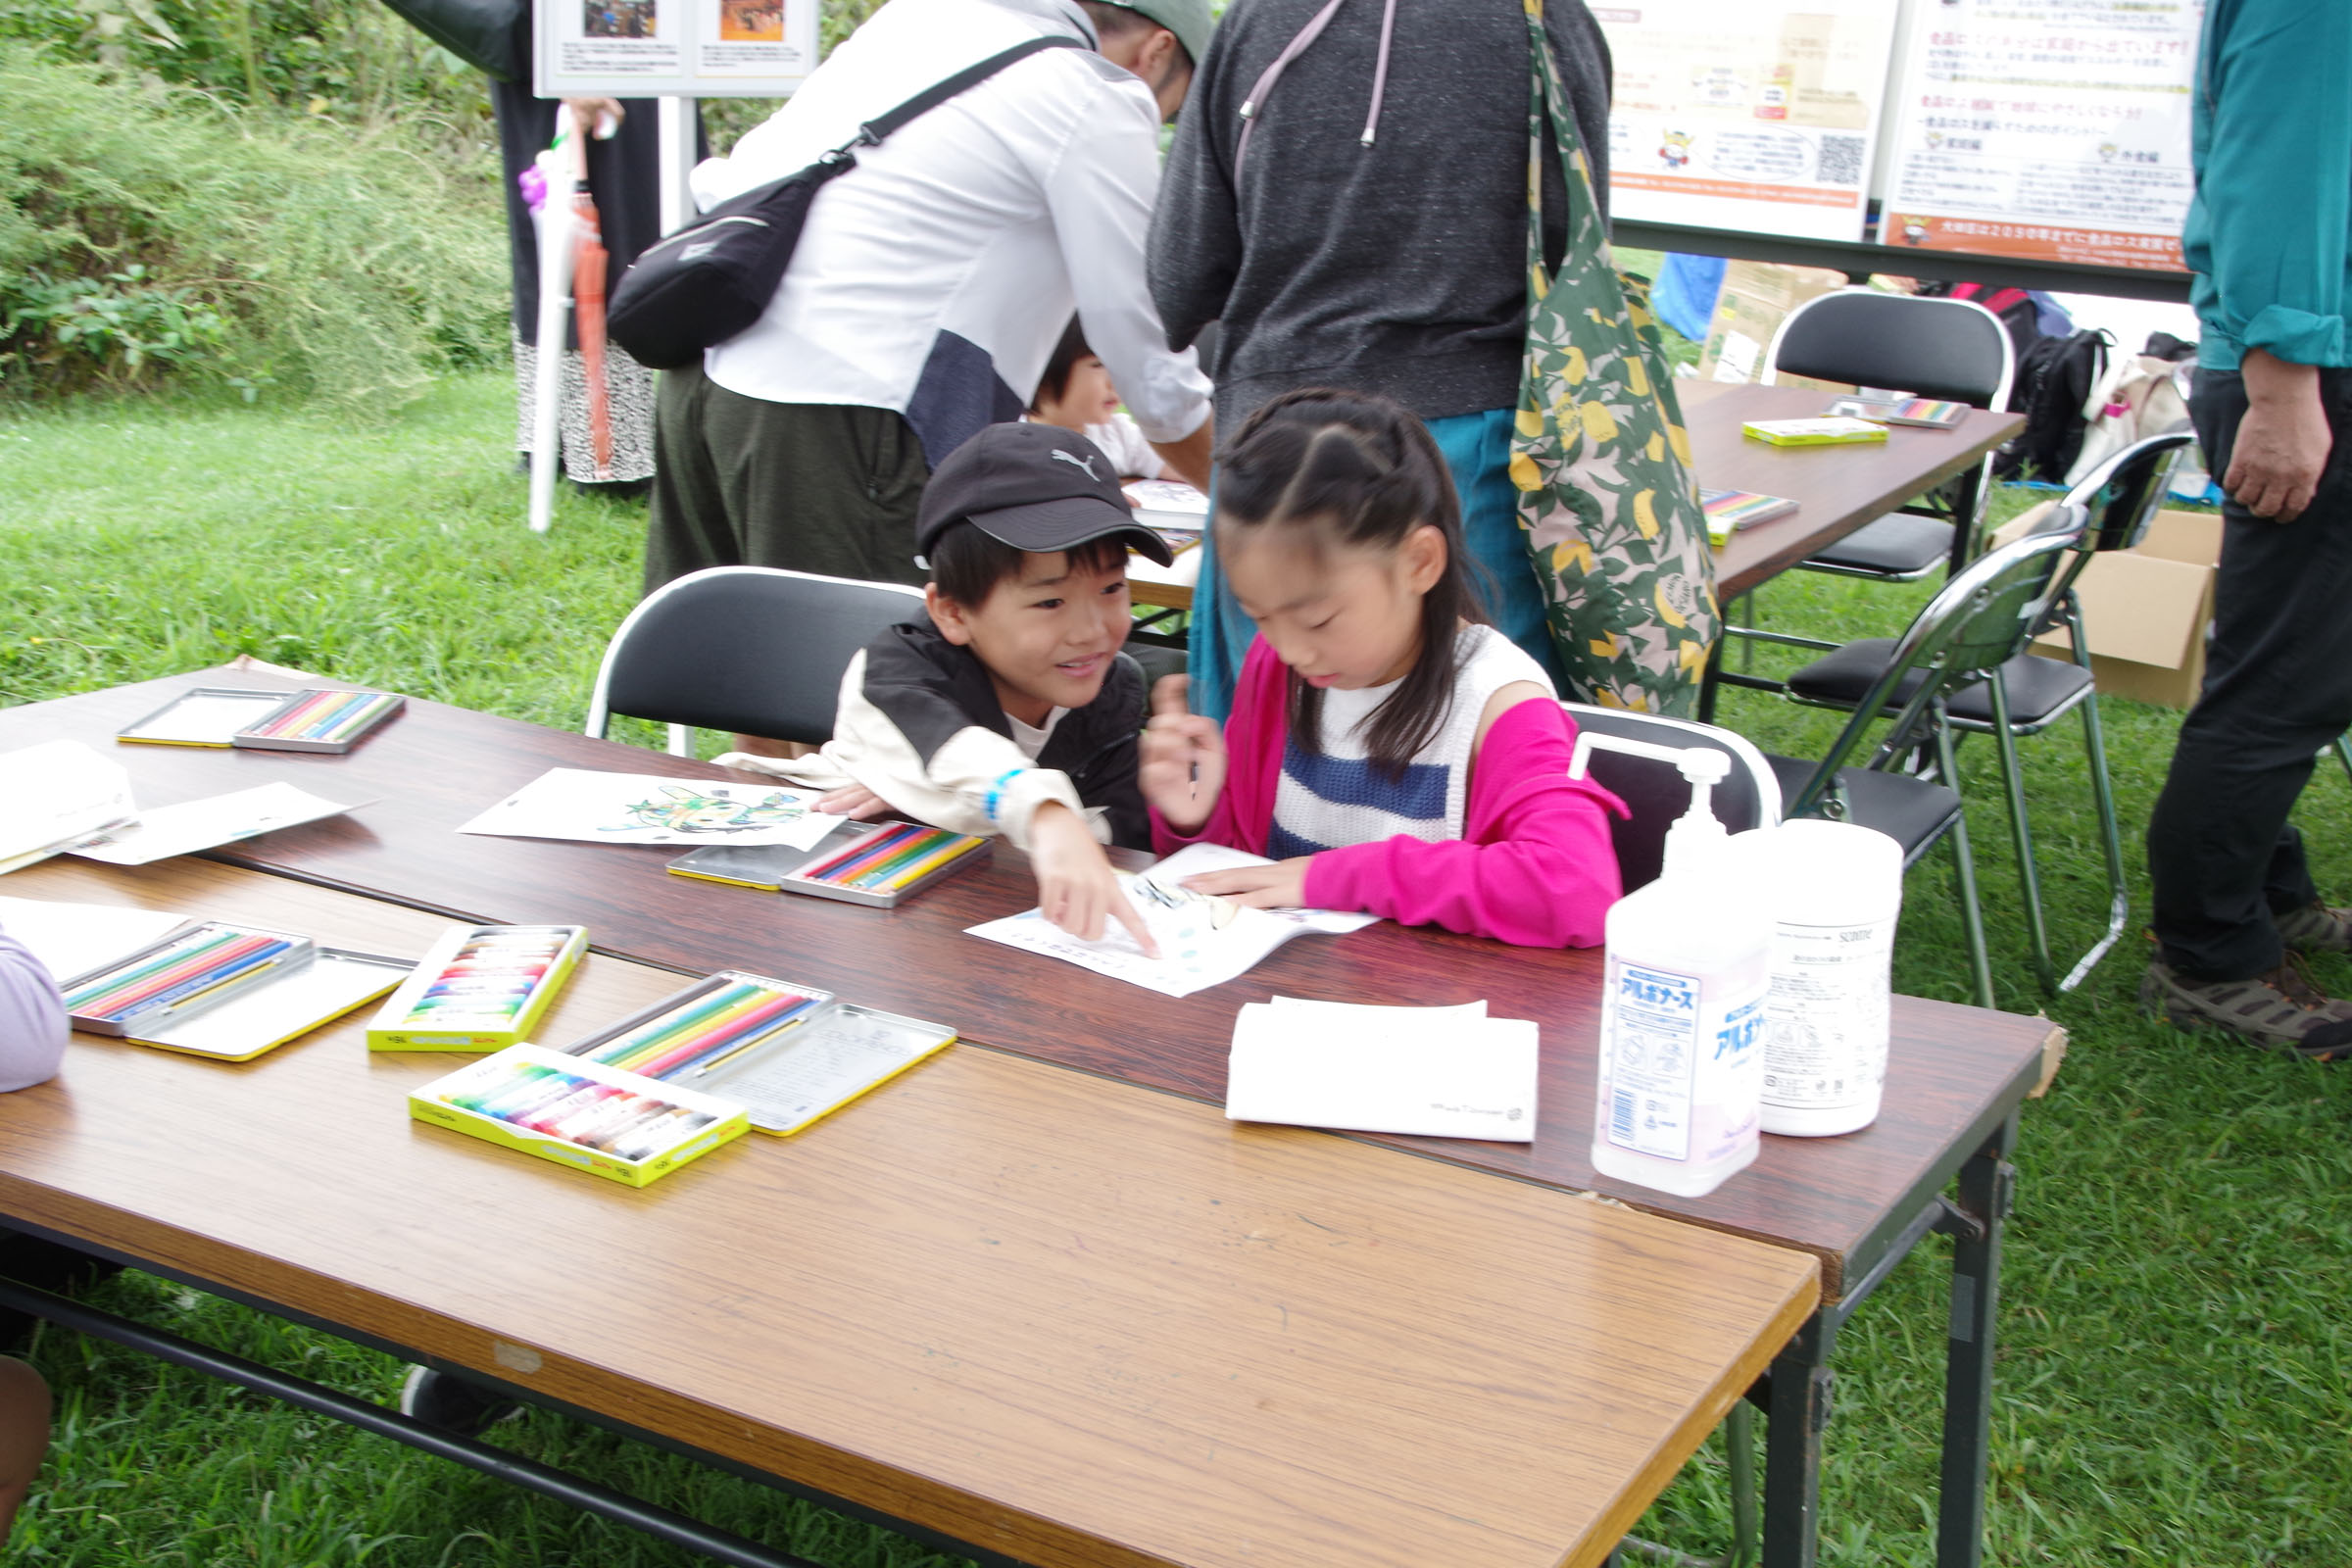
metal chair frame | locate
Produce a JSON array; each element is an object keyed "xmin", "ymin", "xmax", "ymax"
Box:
[{"xmin": 1785, "ymin": 433, "xmax": 2191, "ymax": 993}]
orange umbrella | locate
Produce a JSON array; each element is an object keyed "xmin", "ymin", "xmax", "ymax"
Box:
[{"xmin": 568, "ymin": 126, "xmax": 615, "ymax": 483}]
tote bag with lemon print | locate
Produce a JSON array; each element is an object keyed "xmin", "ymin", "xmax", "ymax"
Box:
[{"xmin": 1510, "ymin": 0, "xmax": 1718, "ymax": 715}]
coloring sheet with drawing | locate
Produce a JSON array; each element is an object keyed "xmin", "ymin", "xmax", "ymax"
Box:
[
  {"xmin": 963, "ymin": 843, "xmax": 1379, "ymax": 999},
  {"xmin": 458, "ymin": 768, "xmax": 842, "ymax": 850}
]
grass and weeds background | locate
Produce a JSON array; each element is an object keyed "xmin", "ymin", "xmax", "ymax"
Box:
[{"xmin": 1, "ymin": 4, "xmax": 2348, "ymax": 1560}]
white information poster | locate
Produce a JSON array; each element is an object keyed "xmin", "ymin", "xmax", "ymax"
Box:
[
  {"xmin": 1883, "ymin": 0, "xmax": 2203, "ymax": 271},
  {"xmin": 1594, "ymin": 1, "xmax": 1899, "ymax": 242},
  {"xmin": 536, "ymin": 0, "xmax": 818, "ymax": 97}
]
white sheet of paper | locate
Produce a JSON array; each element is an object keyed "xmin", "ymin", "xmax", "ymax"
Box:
[
  {"xmin": 457, "ymin": 768, "xmax": 842, "ymax": 850},
  {"xmin": 68, "ymin": 783, "xmax": 363, "ymax": 867},
  {"xmin": 0, "ymin": 740, "xmax": 138, "ymax": 871},
  {"xmin": 1226, "ymin": 998, "xmax": 1539, "ymax": 1142},
  {"xmin": 0, "ymin": 897, "xmax": 195, "ymax": 987},
  {"xmin": 962, "ymin": 843, "xmax": 1377, "ymax": 999}
]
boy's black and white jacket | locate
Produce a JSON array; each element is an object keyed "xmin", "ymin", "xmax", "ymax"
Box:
[{"xmin": 715, "ymin": 619, "xmax": 1150, "ymax": 852}]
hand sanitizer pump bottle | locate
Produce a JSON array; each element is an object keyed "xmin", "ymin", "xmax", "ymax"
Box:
[{"xmin": 1590, "ymin": 749, "xmax": 1773, "ymax": 1197}]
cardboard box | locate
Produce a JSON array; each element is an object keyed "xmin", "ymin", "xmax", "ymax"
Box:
[
  {"xmin": 1694, "ymin": 262, "xmax": 1853, "ymax": 387},
  {"xmin": 1989, "ymin": 505, "xmax": 2222, "ymax": 709}
]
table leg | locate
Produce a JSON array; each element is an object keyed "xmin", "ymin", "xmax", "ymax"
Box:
[
  {"xmin": 1759, "ymin": 1308, "xmax": 1835, "ymax": 1568},
  {"xmin": 1935, "ymin": 1112, "xmax": 2018, "ymax": 1568}
]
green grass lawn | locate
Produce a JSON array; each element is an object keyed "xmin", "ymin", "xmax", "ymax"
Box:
[{"xmin": 2, "ymin": 373, "xmax": 2349, "ymax": 1567}]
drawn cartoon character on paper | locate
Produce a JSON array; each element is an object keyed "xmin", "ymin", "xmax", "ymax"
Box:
[
  {"xmin": 609, "ymin": 785, "xmax": 807, "ymax": 837},
  {"xmin": 1659, "ymin": 129, "xmax": 1694, "ymax": 170}
]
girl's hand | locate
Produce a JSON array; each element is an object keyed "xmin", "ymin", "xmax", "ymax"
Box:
[
  {"xmin": 815, "ymin": 783, "xmax": 891, "ymax": 820},
  {"xmin": 1181, "ymin": 857, "xmax": 1312, "ymax": 910},
  {"xmin": 1030, "ymin": 804, "xmax": 1159, "ymax": 956},
  {"xmin": 1140, "ymin": 674, "xmax": 1227, "ymax": 832}
]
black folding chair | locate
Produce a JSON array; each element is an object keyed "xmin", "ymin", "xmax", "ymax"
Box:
[
  {"xmin": 1563, "ymin": 705, "xmax": 1781, "ymax": 892},
  {"xmin": 585, "ymin": 566, "xmax": 925, "ymax": 753},
  {"xmin": 1768, "ymin": 525, "xmax": 2084, "ymax": 1008},
  {"xmin": 1782, "ymin": 433, "xmax": 2191, "ymax": 992}
]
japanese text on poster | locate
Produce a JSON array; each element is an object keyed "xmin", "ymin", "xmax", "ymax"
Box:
[
  {"xmin": 1594, "ymin": 1, "xmax": 1898, "ymax": 242},
  {"xmin": 1884, "ymin": 0, "xmax": 2202, "ymax": 270}
]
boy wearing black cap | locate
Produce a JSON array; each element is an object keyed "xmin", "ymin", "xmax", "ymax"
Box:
[{"xmin": 719, "ymin": 421, "xmax": 1165, "ymax": 950}]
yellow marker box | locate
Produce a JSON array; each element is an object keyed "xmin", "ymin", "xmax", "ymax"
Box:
[
  {"xmin": 367, "ymin": 923, "xmax": 588, "ymax": 1052},
  {"xmin": 410, "ymin": 1044, "xmax": 748, "ymax": 1188}
]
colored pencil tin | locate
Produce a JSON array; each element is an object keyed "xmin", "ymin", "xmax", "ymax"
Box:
[
  {"xmin": 410, "ymin": 1043, "xmax": 749, "ymax": 1188},
  {"xmin": 366, "ymin": 923, "xmax": 588, "ymax": 1052},
  {"xmin": 561, "ymin": 970, "xmax": 955, "ymax": 1135},
  {"xmin": 64, "ymin": 920, "xmax": 319, "ymax": 1039},
  {"xmin": 117, "ymin": 686, "xmax": 408, "ymax": 753},
  {"xmin": 667, "ymin": 820, "xmax": 993, "ymax": 908}
]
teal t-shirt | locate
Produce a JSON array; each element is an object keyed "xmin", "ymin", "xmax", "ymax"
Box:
[{"xmin": 2183, "ymin": 0, "xmax": 2352, "ymax": 370}]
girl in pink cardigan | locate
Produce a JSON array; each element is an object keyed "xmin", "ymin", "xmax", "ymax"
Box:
[{"xmin": 1141, "ymin": 389, "xmax": 1625, "ymax": 947}]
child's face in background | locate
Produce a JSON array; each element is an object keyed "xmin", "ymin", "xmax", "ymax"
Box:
[
  {"xmin": 1031, "ymin": 356, "xmax": 1122, "ymax": 431},
  {"xmin": 927, "ymin": 548, "xmax": 1133, "ymax": 728},
  {"xmin": 1221, "ymin": 519, "xmax": 1447, "ymax": 692}
]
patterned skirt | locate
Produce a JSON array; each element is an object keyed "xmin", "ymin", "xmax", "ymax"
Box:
[{"xmin": 512, "ymin": 329, "xmax": 660, "ymax": 484}]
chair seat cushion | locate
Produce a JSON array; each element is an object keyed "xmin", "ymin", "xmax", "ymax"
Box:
[
  {"xmin": 1787, "ymin": 639, "xmax": 2095, "ymax": 726},
  {"xmin": 1802, "ymin": 514, "xmax": 1955, "ymax": 575},
  {"xmin": 1767, "ymin": 754, "xmax": 1962, "ymax": 862}
]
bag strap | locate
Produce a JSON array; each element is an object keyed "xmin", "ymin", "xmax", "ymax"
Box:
[
  {"xmin": 822, "ymin": 35, "xmax": 1083, "ymax": 164},
  {"xmin": 1522, "ymin": 9, "xmax": 1604, "ymax": 288}
]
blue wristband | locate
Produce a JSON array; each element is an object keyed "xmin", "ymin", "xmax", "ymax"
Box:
[{"xmin": 984, "ymin": 767, "xmax": 1028, "ymax": 824}]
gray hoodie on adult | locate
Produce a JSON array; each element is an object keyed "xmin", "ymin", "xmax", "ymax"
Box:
[{"xmin": 1147, "ymin": 0, "xmax": 1613, "ymax": 433}]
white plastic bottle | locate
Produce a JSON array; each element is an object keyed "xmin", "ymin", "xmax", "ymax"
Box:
[
  {"xmin": 1591, "ymin": 750, "xmax": 1773, "ymax": 1197},
  {"xmin": 1742, "ymin": 819, "xmax": 1903, "ymax": 1137}
]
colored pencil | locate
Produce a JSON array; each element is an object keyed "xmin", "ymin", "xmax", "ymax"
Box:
[
  {"xmin": 874, "ymin": 834, "xmax": 986, "ymax": 891},
  {"xmin": 76, "ymin": 933, "xmax": 275, "ymax": 1017},
  {"xmin": 803, "ymin": 823, "xmax": 926, "ymax": 883},
  {"xmin": 636, "ymin": 992, "xmax": 822, "ymax": 1079},
  {"xmin": 841, "ymin": 831, "xmax": 953, "ymax": 889},
  {"xmin": 117, "ymin": 941, "xmax": 295, "ymax": 1021},
  {"xmin": 591, "ymin": 980, "xmax": 765, "ymax": 1067},
  {"xmin": 66, "ymin": 929, "xmax": 243, "ymax": 1007},
  {"xmin": 254, "ymin": 689, "xmax": 341, "ymax": 738},
  {"xmin": 318, "ymin": 692, "xmax": 397, "ymax": 741}
]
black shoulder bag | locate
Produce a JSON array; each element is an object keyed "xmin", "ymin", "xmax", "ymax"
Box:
[{"xmin": 608, "ymin": 36, "xmax": 1079, "ymax": 370}]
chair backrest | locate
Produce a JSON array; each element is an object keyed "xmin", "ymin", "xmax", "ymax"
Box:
[
  {"xmin": 586, "ymin": 566, "xmax": 926, "ymax": 748},
  {"xmin": 1563, "ymin": 704, "xmax": 1783, "ymax": 892},
  {"xmin": 2022, "ymin": 431, "xmax": 2194, "ymax": 634},
  {"xmin": 1765, "ymin": 288, "xmax": 2016, "ymax": 409},
  {"xmin": 1784, "ymin": 522, "xmax": 2083, "ymax": 815},
  {"xmin": 2064, "ymin": 429, "xmax": 2195, "ymax": 554}
]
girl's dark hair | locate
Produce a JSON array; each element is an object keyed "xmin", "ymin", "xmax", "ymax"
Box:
[
  {"xmin": 1214, "ymin": 387, "xmax": 1493, "ymax": 774},
  {"xmin": 1028, "ymin": 317, "xmax": 1093, "ymax": 414}
]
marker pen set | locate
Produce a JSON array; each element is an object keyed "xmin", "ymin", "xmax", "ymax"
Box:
[
  {"xmin": 411, "ymin": 1044, "xmax": 748, "ymax": 1187},
  {"xmin": 117, "ymin": 685, "xmax": 407, "ymax": 753},
  {"xmin": 667, "ymin": 820, "xmax": 992, "ymax": 908},
  {"xmin": 562, "ymin": 971, "xmax": 956, "ymax": 1135},
  {"xmin": 367, "ymin": 924, "xmax": 588, "ymax": 1051},
  {"xmin": 66, "ymin": 921, "xmax": 317, "ymax": 1037}
]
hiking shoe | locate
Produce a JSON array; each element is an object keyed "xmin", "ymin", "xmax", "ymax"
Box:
[
  {"xmin": 2274, "ymin": 902, "xmax": 2352, "ymax": 955},
  {"xmin": 2140, "ymin": 955, "xmax": 2352, "ymax": 1061}
]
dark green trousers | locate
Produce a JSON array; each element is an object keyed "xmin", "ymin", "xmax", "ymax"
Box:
[{"xmin": 644, "ymin": 361, "xmax": 932, "ymax": 595}]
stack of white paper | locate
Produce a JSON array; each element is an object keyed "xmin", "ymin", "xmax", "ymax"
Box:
[
  {"xmin": 0, "ymin": 740, "xmax": 137, "ymax": 874},
  {"xmin": 1225, "ymin": 997, "xmax": 1540, "ymax": 1142}
]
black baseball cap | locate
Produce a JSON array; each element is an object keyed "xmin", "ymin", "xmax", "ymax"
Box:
[{"xmin": 914, "ymin": 421, "xmax": 1174, "ymax": 566}]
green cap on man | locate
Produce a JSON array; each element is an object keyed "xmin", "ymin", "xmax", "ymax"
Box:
[{"xmin": 1102, "ymin": 0, "xmax": 1212, "ymax": 67}]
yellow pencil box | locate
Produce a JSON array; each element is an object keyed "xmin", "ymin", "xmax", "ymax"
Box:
[
  {"xmin": 409, "ymin": 1043, "xmax": 748, "ymax": 1188},
  {"xmin": 366, "ymin": 923, "xmax": 588, "ymax": 1052},
  {"xmin": 1740, "ymin": 416, "xmax": 1889, "ymax": 447}
]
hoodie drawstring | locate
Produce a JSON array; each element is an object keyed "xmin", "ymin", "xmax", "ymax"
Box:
[{"xmin": 1232, "ymin": 0, "xmax": 1397, "ymax": 182}]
